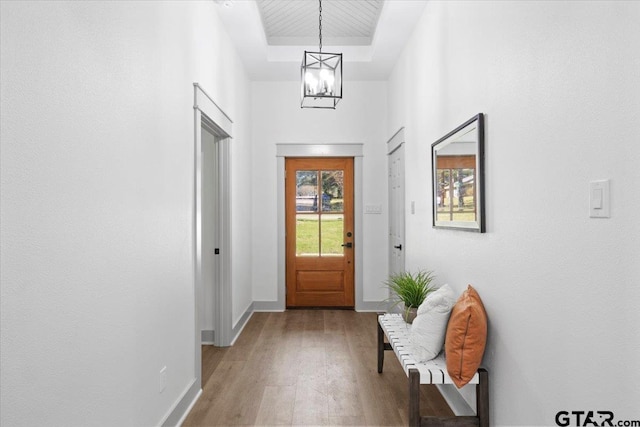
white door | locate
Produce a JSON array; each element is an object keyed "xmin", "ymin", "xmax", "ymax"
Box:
[{"xmin": 388, "ymin": 144, "xmax": 405, "ymax": 275}]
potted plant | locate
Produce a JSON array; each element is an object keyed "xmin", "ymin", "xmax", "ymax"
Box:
[{"xmin": 384, "ymin": 270, "xmax": 436, "ymax": 323}]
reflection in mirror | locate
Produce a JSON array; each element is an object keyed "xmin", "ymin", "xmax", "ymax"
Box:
[{"xmin": 431, "ymin": 114, "xmax": 485, "ymax": 232}]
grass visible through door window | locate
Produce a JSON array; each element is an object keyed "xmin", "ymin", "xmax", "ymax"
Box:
[{"xmin": 297, "ymin": 214, "xmax": 343, "ymax": 256}]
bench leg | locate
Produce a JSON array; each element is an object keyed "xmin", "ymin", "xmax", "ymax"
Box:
[
  {"xmin": 377, "ymin": 321, "xmax": 384, "ymax": 373},
  {"xmin": 477, "ymin": 368, "xmax": 489, "ymax": 427},
  {"xmin": 409, "ymin": 368, "xmax": 420, "ymax": 427}
]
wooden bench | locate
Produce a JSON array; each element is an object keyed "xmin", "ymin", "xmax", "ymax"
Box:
[{"xmin": 377, "ymin": 313, "xmax": 489, "ymax": 427}]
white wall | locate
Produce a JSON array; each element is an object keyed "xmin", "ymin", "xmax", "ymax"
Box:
[
  {"xmin": 250, "ymin": 81, "xmax": 389, "ymax": 306},
  {"xmin": 388, "ymin": 1, "xmax": 640, "ymax": 425},
  {"xmin": 0, "ymin": 1, "xmax": 251, "ymax": 426},
  {"xmin": 230, "ymin": 79, "xmax": 254, "ymax": 329}
]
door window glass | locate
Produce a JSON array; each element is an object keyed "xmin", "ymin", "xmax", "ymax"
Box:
[
  {"xmin": 296, "ymin": 214, "xmax": 320, "ymax": 256},
  {"xmin": 321, "ymin": 214, "xmax": 343, "ymax": 256},
  {"xmin": 295, "ymin": 169, "xmax": 345, "ymax": 256}
]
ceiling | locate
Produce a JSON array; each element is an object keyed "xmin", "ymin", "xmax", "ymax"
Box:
[
  {"xmin": 258, "ymin": 0, "xmax": 383, "ymax": 46},
  {"xmin": 214, "ymin": 0, "xmax": 427, "ymax": 81}
]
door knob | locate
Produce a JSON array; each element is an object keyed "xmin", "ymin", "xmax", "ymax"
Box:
[
  {"xmin": 341, "ymin": 242, "xmax": 353, "ymax": 248},
  {"xmin": 394, "ymin": 244, "xmax": 402, "ymax": 250}
]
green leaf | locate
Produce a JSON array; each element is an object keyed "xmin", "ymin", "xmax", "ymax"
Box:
[{"xmin": 383, "ymin": 270, "xmax": 437, "ymax": 309}]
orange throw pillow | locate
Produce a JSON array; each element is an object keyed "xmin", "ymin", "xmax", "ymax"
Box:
[{"xmin": 445, "ymin": 285, "xmax": 488, "ymax": 388}]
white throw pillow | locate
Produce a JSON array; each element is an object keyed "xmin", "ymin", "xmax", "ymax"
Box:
[{"xmin": 409, "ymin": 284, "xmax": 457, "ymax": 362}]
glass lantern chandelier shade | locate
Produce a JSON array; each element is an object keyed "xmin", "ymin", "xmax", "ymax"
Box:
[
  {"xmin": 301, "ymin": 51, "xmax": 342, "ymax": 109},
  {"xmin": 300, "ymin": 0, "xmax": 342, "ymax": 109}
]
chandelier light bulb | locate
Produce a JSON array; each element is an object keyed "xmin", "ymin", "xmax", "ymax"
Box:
[{"xmin": 305, "ymin": 71, "xmax": 318, "ymax": 95}]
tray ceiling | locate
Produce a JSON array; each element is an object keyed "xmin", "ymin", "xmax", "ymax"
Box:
[
  {"xmin": 214, "ymin": 0, "xmax": 428, "ymax": 80},
  {"xmin": 257, "ymin": 0, "xmax": 384, "ymax": 46}
]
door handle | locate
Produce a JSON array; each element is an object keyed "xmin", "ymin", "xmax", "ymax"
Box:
[
  {"xmin": 341, "ymin": 242, "xmax": 353, "ymax": 248},
  {"xmin": 394, "ymin": 244, "xmax": 402, "ymax": 250}
]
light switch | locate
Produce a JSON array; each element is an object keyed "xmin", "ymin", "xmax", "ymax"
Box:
[
  {"xmin": 591, "ymin": 188, "xmax": 602, "ymax": 209},
  {"xmin": 589, "ymin": 180, "xmax": 610, "ymax": 218}
]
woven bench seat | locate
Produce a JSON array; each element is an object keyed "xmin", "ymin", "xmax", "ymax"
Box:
[
  {"xmin": 377, "ymin": 313, "xmax": 489, "ymax": 427},
  {"xmin": 378, "ymin": 313, "xmax": 479, "ymax": 385}
]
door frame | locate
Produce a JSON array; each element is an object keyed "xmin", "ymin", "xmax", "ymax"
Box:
[
  {"xmin": 271, "ymin": 143, "xmax": 371, "ymax": 310},
  {"xmin": 284, "ymin": 157, "xmax": 355, "ymax": 308},
  {"xmin": 193, "ymin": 83, "xmax": 233, "ymax": 384}
]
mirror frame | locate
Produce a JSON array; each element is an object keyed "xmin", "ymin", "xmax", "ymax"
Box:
[{"xmin": 431, "ymin": 113, "xmax": 485, "ymax": 232}]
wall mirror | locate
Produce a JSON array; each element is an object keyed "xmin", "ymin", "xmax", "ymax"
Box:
[{"xmin": 431, "ymin": 113, "xmax": 485, "ymax": 232}]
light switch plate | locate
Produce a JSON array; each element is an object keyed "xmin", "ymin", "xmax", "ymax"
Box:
[
  {"xmin": 365, "ymin": 204, "xmax": 382, "ymax": 214},
  {"xmin": 589, "ymin": 180, "xmax": 610, "ymax": 218}
]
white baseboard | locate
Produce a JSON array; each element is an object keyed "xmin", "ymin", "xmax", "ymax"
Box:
[
  {"xmin": 253, "ymin": 300, "xmax": 285, "ymax": 311},
  {"xmin": 356, "ymin": 300, "xmax": 386, "ymax": 312},
  {"xmin": 160, "ymin": 378, "xmax": 201, "ymax": 427},
  {"xmin": 201, "ymin": 329, "xmax": 214, "ymax": 345},
  {"xmin": 435, "ymin": 384, "xmax": 475, "ymax": 416},
  {"xmin": 230, "ymin": 302, "xmax": 254, "ymax": 345},
  {"xmin": 175, "ymin": 387, "xmax": 202, "ymax": 427},
  {"xmin": 253, "ymin": 300, "xmax": 385, "ymax": 312},
  {"xmin": 200, "ymin": 304, "xmax": 253, "ymax": 346}
]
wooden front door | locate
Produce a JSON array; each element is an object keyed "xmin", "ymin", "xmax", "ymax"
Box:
[{"xmin": 285, "ymin": 157, "xmax": 354, "ymax": 308}]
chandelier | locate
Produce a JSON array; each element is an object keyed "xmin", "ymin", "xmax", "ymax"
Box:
[{"xmin": 300, "ymin": 0, "xmax": 342, "ymax": 109}]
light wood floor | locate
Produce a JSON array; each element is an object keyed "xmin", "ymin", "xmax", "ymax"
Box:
[{"xmin": 183, "ymin": 310, "xmax": 453, "ymax": 426}]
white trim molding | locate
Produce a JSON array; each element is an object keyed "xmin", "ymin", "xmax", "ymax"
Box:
[
  {"xmin": 386, "ymin": 127, "xmax": 405, "ymax": 155},
  {"xmin": 201, "ymin": 330, "xmax": 215, "ymax": 345},
  {"xmin": 159, "ymin": 378, "xmax": 201, "ymax": 427},
  {"xmin": 276, "ymin": 143, "xmax": 364, "ymax": 158},
  {"xmin": 192, "ymin": 83, "xmax": 234, "ymax": 413},
  {"xmin": 193, "ymin": 83, "xmax": 233, "ymax": 130},
  {"xmin": 253, "ymin": 301, "xmax": 286, "ymax": 312},
  {"xmin": 275, "ymin": 143, "xmax": 365, "ymax": 311},
  {"xmin": 230, "ymin": 303, "xmax": 255, "ymax": 345},
  {"xmin": 193, "ymin": 83, "xmax": 233, "ymax": 349}
]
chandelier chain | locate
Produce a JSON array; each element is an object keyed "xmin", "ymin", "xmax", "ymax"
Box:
[{"xmin": 318, "ymin": 0, "xmax": 322, "ymax": 52}]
